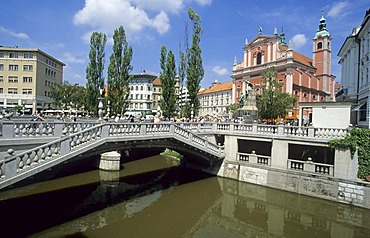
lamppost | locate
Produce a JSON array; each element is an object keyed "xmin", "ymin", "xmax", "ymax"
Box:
[
  {"xmin": 191, "ymin": 103, "xmax": 194, "ymax": 121},
  {"xmin": 22, "ymin": 101, "xmax": 25, "ymax": 116},
  {"xmin": 98, "ymin": 88, "xmax": 104, "ymax": 121}
]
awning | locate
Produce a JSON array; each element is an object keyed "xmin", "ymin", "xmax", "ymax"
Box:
[{"xmin": 352, "ymin": 101, "xmax": 367, "ymax": 111}]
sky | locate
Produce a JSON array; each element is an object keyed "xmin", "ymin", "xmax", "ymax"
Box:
[{"xmin": 0, "ymin": 0, "xmax": 369, "ymax": 88}]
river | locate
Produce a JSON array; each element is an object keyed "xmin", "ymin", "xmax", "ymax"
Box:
[{"xmin": 0, "ymin": 155, "xmax": 369, "ymax": 237}]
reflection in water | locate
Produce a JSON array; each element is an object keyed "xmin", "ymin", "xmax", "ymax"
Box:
[{"xmin": 0, "ymin": 155, "xmax": 369, "ymax": 238}]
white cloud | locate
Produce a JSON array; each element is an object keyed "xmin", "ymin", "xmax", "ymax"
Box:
[
  {"xmin": 73, "ymin": 0, "xmax": 171, "ymax": 41},
  {"xmin": 212, "ymin": 66, "xmax": 228, "ymax": 76},
  {"xmin": 327, "ymin": 1, "xmax": 349, "ymax": 18},
  {"xmin": 62, "ymin": 52, "xmax": 85, "ymax": 64},
  {"xmin": 0, "ymin": 26, "xmax": 29, "ymax": 40},
  {"xmin": 291, "ymin": 34, "xmax": 307, "ymax": 49}
]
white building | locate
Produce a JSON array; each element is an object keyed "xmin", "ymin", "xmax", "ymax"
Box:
[
  {"xmin": 338, "ymin": 9, "xmax": 370, "ymax": 128},
  {"xmin": 126, "ymin": 73, "xmax": 156, "ymax": 117}
]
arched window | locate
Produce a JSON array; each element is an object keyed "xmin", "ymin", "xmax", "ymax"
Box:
[
  {"xmin": 257, "ymin": 52, "xmax": 262, "ymax": 65},
  {"xmin": 327, "ymin": 42, "xmax": 330, "ymax": 49},
  {"xmin": 317, "ymin": 42, "xmax": 322, "ymax": 49}
]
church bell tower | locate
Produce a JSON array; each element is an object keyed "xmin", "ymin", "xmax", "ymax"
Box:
[{"xmin": 312, "ymin": 10, "xmax": 333, "ymax": 100}]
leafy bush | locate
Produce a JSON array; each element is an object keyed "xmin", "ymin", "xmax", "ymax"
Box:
[{"xmin": 329, "ymin": 127, "xmax": 370, "ymax": 179}]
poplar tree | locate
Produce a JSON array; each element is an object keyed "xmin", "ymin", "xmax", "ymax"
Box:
[
  {"xmin": 256, "ymin": 67, "xmax": 296, "ymax": 123},
  {"xmin": 186, "ymin": 8, "xmax": 204, "ymax": 118},
  {"xmin": 178, "ymin": 50, "xmax": 187, "ymax": 116},
  {"xmin": 178, "ymin": 22, "xmax": 189, "ymax": 117},
  {"xmin": 86, "ymin": 32, "xmax": 106, "ymax": 115},
  {"xmin": 159, "ymin": 45, "xmax": 177, "ymax": 119},
  {"xmin": 107, "ymin": 26, "xmax": 133, "ymax": 115}
]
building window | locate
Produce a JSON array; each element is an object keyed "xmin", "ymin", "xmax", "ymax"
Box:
[
  {"xmin": 317, "ymin": 42, "xmax": 322, "ymax": 49},
  {"xmin": 359, "ymin": 103, "xmax": 367, "ymax": 121},
  {"xmin": 257, "ymin": 52, "xmax": 262, "ymax": 65},
  {"xmin": 9, "ymin": 52, "xmax": 19, "ymax": 58},
  {"xmin": 9, "ymin": 65, "xmax": 18, "ymax": 71},
  {"xmin": 0, "ymin": 88, "xmax": 3, "ymax": 93},
  {"xmin": 8, "ymin": 88, "xmax": 18, "ymax": 94},
  {"xmin": 0, "ymin": 64, "xmax": 3, "ymax": 70},
  {"xmin": 0, "ymin": 75, "xmax": 3, "ymax": 82},
  {"xmin": 23, "ymin": 77, "xmax": 32, "ymax": 83},
  {"xmin": 0, "ymin": 52, "xmax": 4, "ymax": 58},
  {"xmin": 8, "ymin": 76, "xmax": 18, "ymax": 83},
  {"xmin": 24, "ymin": 53, "xmax": 34, "ymax": 59},
  {"xmin": 22, "ymin": 89, "xmax": 32, "ymax": 94},
  {"xmin": 23, "ymin": 65, "xmax": 33, "ymax": 71}
]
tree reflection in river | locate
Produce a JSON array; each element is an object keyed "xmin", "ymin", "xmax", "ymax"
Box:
[{"xmin": 0, "ymin": 155, "xmax": 369, "ymax": 237}]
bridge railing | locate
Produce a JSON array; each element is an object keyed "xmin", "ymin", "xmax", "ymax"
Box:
[
  {"xmin": 180, "ymin": 122, "xmax": 348, "ymax": 139},
  {"xmin": 0, "ymin": 120, "xmax": 349, "ymax": 140},
  {"xmin": 0, "ymin": 120, "xmax": 98, "ymax": 138},
  {"xmin": 0, "ymin": 122, "xmax": 224, "ymax": 189},
  {"xmin": 0, "ymin": 123, "xmax": 103, "ymax": 187},
  {"xmin": 288, "ymin": 159, "xmax": 334, "ymax": 176},
  {"xmin": 237, "ymin": 152, "xmax": 271, "ymax": 166}
]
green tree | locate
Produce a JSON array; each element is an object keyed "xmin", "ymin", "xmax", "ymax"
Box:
[
  {"xmin": 178, "ymin": 50, "xmax": 187, "ymax": 115},
  {"xmin": 86, "ymin": 32, "xmax": 106, "ymax": 115},
  {"xmin": 159, "ymin": 45, "xmax": 177, "ymax": 119},
  {"xmin": 178, "ymin": 22, "xmax": 189, "ymax": 117},
  {"xmin": 256, "ymin": 67, "xmax": 296, "ymax": 123},
  {"xmin": 51, "ymin": 81, "xmax": 86, "ymax": 112},
  {"xmin": 227, "ymin": 103, "xmax": 240, "ymax": 119},
  {"xmin": 107, "ymin": 26, "xmax": 133, "ymax": 116},
  {"xmin": 186, "ymin": 8, "xmax": 204, "ymax": 118}
]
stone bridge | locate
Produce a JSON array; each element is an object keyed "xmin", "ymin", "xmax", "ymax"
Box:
[{"xmin": 0, "ymin": 122, "xmax": 224, "ymax": 190}]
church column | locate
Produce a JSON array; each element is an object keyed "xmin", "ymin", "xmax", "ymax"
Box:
[
  {"xmin": 267, "ymin": 43, "xmax": 271, "ymax": 62},
  {"xmin": 242, "ymin": 78, "xmax": 246, "ymax": 95},
  {"xmin": 286, "ymin": 69, "xmax": 293, "ymax": 94},
  {"xmin": 247, "ymin": 50, "xmax": 251, "ymax": 67},
  {"xmin": 232, "ymin": 81, "xmax": 236, "ymax": 103}
]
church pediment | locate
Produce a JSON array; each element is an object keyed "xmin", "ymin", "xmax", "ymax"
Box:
[{"xmin": 246, "ymin": 35, "xmax": 277, "ymax": 48}]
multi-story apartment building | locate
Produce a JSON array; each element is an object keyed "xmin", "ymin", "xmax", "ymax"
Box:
[
  {"xmin": 152, "ymin": 77, "xmax": 161, "ymax": 116},
  {"xmin": 0, "ymin": 46, "xmax": 65, "ymax": 114},
  {"xmin": 197, "ymin": 80, "xmax": 232, "ymax": 119},
  {"xmin": 232, "ymin": 12, "xmax": 335, "ymax": 122},
  {"xmin": 338, "ymin": 9, "xmax": 370, "ymax": 128},
  {"xmin": 126, "ymin": 73, "xmax": 156, "ymax": 117},
  {"xmin": 151, "ymin": 76, "xmax": 181, "ymax": 117}
]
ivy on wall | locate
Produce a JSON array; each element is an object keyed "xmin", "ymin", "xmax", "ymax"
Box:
[{"xmin": 329, "ymin": 127, "xmax": 370, "ymax": 179}]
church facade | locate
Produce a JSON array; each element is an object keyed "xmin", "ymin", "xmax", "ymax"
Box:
[{"xmin": 231, "ymin": 12, "xmax": 336, "ymax": 122}]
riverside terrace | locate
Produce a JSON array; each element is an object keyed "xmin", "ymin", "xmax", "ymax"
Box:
[{"xmin": 1, "ymin": 120, "xmax": 369, "ymax": 209}]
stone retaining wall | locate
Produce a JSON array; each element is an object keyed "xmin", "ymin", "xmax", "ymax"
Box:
[{"xmin": 217, "ymin": 161, "xmax": 370, "ymax": 210}]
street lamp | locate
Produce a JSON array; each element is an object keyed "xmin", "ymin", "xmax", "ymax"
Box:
[
  {"xmin": 191, "ymin": 103, "xmax": 194, "ymax": 121},
  {"xmin": 98, "ymin": 88, "xmax": 104, "ymax": 121},
  {"xmin": 22, "ymin": 101, "xmax": 25, "ymax": 116}
]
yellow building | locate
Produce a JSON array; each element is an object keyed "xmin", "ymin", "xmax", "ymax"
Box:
[
  {"xmin": 197, "ymin": 80, "xmax": 232, "ymax": 119},
  {"xmin": 0, "ymin": 46, "xmax": 65, "ymax": 114}
]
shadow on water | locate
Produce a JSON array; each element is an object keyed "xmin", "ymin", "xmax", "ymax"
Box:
[{"xmin": 0, "ymin": 155, "xmax": 214, "ymax": 237}]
